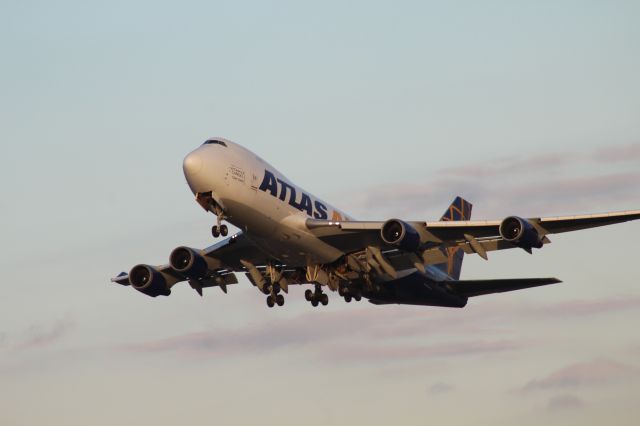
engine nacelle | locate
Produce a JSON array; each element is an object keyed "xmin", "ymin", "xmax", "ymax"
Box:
[
  {"xmin": 499, "ymin": 216, "xmax": 544, "ymax": 251},
  {"xmin": 169, "ymin": 246, "xmax": 208, "ymax": 278},
  {"xmin": 381, "ymin": 219, "xmax": 421, "ymax": 252},
  {"xmin": 129, "ymin": 264, "xmax": 171, "ymax": 297}
]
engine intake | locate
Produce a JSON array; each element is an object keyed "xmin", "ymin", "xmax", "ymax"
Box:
[
  {"xmin": 170, "ymin": 246, "xmax": 208, "ymax": 278},
  {"xmin": 381, "ymin": 219, "xmax": 421, "ymax": 252},
  {"xmin": 499, "ymin": 216, "xmax": 543, "ymax": 251},
  {"xmin": 129, "ymin": 264, "xmax": 171, "ymax": 297}
]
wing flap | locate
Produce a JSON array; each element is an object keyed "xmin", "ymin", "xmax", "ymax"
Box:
[{"xmin": 446, "ymin": 277, "xmax": 561, "ymax": 297}]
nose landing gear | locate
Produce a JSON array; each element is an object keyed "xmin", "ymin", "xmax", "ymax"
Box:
[
  {"xmin": 211, "ymin": 207, "xmax": 229, "ymax": 238},
  {"xmin": 211, "ymin": 224, "xmax": 228, "ymax": 238}
]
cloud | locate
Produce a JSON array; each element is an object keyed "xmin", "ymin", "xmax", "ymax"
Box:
[
  {"xmin": 14, "ymin": 317, "xmax": 76, "ymax": 352},
  {"xmin": 322, "ymin": 340, "xmax": 519, "ymax": 363},
  {"xmin": 547, "ymin": 394, "xmax": 585, "ymax": 412},
  {"xmin": 519, "ymin": 359, "xmax": 637, "ymax": 393},
  {"xmin": 440, "ymin": 153, "xmax": 574, "ymax": 179},
  {"xmin": 537, "ymin": 296, "xmax": 640, "ymax": 317},
  {"xmin": 124, "ymin": 306, "xmax": 522, "ymax": 363},
  {"xmin": 340, "ymin": 142, "xmax": 640, "ymax": 219},
  {"xmin": 593, "ymin": 143, "xmax": 640, "ymax": 163},
  {"xmin": 428, "ymin": 382, "xmax": 454, "ymax": 395}
]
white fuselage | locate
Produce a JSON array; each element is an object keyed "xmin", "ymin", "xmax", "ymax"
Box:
[{"xmin": 182, "ymin": 138, "xmax": 354, "ymax": 266}]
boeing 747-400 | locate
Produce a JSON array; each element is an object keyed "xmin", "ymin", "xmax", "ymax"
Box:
[{"xmin": 112, "ymin": 138, "xmax": 640, "ymax": 308}]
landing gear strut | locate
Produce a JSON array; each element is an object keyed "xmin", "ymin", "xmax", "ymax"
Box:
[
  {"xmin": 306, "ymin": 285, "xmax": 328, "ymax": 307},
  {"xmin": 209, "ymin": 202, "xmax": 228, "ymax": 238}
]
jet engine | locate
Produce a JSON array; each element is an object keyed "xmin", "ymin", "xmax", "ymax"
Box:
[
  {"xmin": 170, "ymin": 246, "xmax": 208, "ymax": 278},
  {"xmin": 129, "ymin": 264, "xmax": 171, "ymax": 297},
  {"xmin": 499, "ymin": 216, "xmax": 544, "ymax": 251},
  {"xmin": 381, "ymin": 219, "xmax": 421, "ymax": 252}
]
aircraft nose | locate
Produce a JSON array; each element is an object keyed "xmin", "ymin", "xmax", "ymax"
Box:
[{"xmin": 183, "ymin": 150, "xmax": 203, "ymax": 176}]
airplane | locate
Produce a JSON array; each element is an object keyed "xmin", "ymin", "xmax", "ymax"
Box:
[{"xmin": 111, "ymin": 138, "xmax": 640, "ymax": 308}]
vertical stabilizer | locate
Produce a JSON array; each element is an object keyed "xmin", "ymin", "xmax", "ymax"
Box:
[{"xmin": 434, "ymin": 197, "xmax": 472, "ymax": 280}]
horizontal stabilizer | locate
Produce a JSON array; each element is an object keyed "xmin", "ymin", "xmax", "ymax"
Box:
[{"xmin": 447, "ymin": 277, "xmax": 561, "ymax": 297}]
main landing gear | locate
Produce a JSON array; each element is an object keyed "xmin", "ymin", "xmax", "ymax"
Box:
[
  {"xmin": 339, "ymin": 285, "xmax": 362, "ymax": 303},
  {"xmin": 305, "ymin": 285, "xmax": 329, "ymax": 307},
  {"xmin": 266, "ymin": 293, "xmax": 285, "ymax": 308},
  {"xmin": 265, "ymin": 282, "xmax": 285, "ymax": 308}
]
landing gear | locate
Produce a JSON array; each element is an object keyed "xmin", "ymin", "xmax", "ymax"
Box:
[
  {"xmin": 265, "ymin": 279, "xmax": 285, "ymax": 308},
  {"xmin": 339, "ymin": 285, "xmax": 362, "ymax": 303},
  {"xmin": 307, "ymin": 285, "xmax": 328, "ymax": 307},
  {"xmin": 209, "ymin": 200, "xmax": 228, "ymax": 238},
  {"xmin": 266, "ymin": 295, "xmax": 275, "ymax": 308},
  {"xmin": 211, "ymin": 224, "xmax": 228, "ymax": 238}
]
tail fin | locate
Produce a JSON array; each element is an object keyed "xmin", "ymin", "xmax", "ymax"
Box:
[{"xmin": 434, "ymin": 197, "xmax": 472, "ymax": 280}]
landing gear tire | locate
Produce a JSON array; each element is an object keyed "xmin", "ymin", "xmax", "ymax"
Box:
[
  {"xmin": 311, "ymin": 298, "xmax": 319, "ymax": 307},
  {"xmin": 354, "ymin": 292, "xmax": 362, "ymax": 302},
  {"xmin": 211, "ymin": 225, "xmax": 220, "ymax": 238},
  {"xmin": 320, "ymin": 293, "xmax": 329, "ymax": 306},
  {"xmin": 305, "ymin": 289, "xmax": 313, "ymax": 301},
  {"xmin": 272, "ymin": 283, "xmax": 281, "ymax": 294},
  {"xmin": 220, "ymin": 224, "xmax": 228, "ymax": 236},
  {"xmin": 344, "ymin": 295, "xmax": 352, "ymax": 303},
  {"xmin": 262, "ymin": 285, "xmax": 272, "ymax": 295},
  {"xmin": 276, "ymin": 294, "xmax": 285, "ymax": 306},
  {"xmin": 266, "ymin": 295, "xmax": 275, "ymax": 308}
]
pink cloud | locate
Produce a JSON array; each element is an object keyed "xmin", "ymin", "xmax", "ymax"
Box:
[
  {"xmin": 323, "ymin": 340, "xmax": 519, "ymax": 363},
  {"xmin": 429, "ymin": 381, "xmax": 454, "ymax": 395},
  {"xmin": 14, "ymin": 318, "xmax": 75, "ymax": 351},
  {"xmin": 538, "ymin": 296, "xmax": 640, "ymax": 317},
  {"xmin": 519, "ymin": 358, "xmax": 637, "ymax": 392},
  {"xmin": 440, "ymin": 153, "xmax": 574, "ymax": 179},
  {"xmin": 593, "ymin": 143, "xmax": 640, "ymax": 163},
  {"xmin": 123, "ymin": 304, "xmax": 523, "ymax": 362},
  {"xmin": 340, "ymin": 141, "xmax": 640, "ymax": 220},
  {"xmin": 547, "ymin": 394, "xmax": 585, "ymax": 412}
]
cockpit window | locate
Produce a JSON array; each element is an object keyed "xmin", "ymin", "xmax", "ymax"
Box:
[{"xmin": 203, "ymin": 139, "xmax": 227, "ymax": 147}]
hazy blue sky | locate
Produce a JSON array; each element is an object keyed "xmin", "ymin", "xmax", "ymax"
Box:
[{"xmin": 1, "ymin": 1, "xmax": 639, "ymax": 425}]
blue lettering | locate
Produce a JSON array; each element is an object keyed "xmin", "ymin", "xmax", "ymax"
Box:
[
  {"xmin": 258, "ymin": 170, "xmax": 278, "ymax": 196},
  {"xmin": 313, "ymin": 201, "xmax": 328, "ymax": 219},
  {"xmin": 261, "ymin": 170, "xmax": 330, "ymax": 219},
  {"xmin": 299, "ymin": 193, "xmax": 313, "ymax": 216}
]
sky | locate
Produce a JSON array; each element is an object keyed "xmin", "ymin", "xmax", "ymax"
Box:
[{"xmin": 1, "ymin": 1, "xmax": 640, "ymax": 425}]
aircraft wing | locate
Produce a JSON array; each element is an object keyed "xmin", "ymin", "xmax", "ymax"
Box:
[
  {"xmin": 306, "ymin": 209, "xmax": 640, "ymax": 262},
  {"xmin": 111, "ymin": 231, "xmax": 276, "ymax": 295}
]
